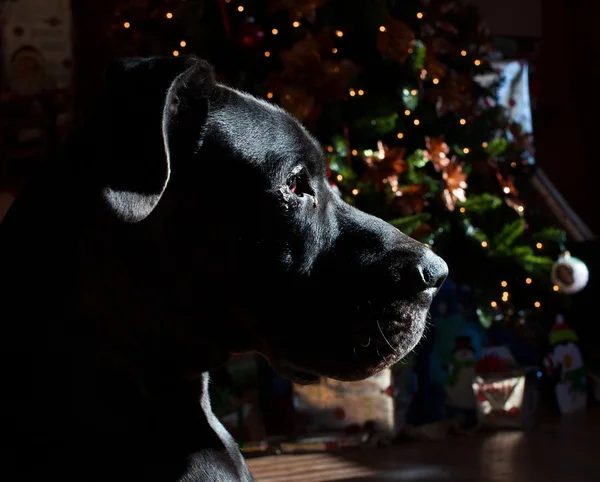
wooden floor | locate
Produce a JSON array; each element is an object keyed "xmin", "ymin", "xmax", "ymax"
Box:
[{"xmin": 246, "ymin": 408, "xmax": 600, "ymax": 481}]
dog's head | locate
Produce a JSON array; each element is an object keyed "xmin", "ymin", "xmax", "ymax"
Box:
[{"xmin": 93, "ymin": 56, "xmax": 447, "ymax": 384}]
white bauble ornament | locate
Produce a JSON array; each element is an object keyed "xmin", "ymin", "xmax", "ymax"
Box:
[{"xmin": 551, "ymin": 251, "xmax": 589, "ymax": 294}]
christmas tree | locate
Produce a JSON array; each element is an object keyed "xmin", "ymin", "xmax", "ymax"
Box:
[{"xmin": 106, "ymin": 0, "xmax": 577, "ymax": 327}]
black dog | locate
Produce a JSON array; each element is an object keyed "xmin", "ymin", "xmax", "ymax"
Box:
[{"xmin": 0, "ymin": 57, "xmax": 447, "ymax": 481}]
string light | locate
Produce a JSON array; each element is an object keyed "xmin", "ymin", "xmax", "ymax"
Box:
[
  {"xmin": 264, "ymin": 51, "xmax": 271, "ymax": 57},
  {"xmin": 501, "ymin": 281, "xmax": 508, "ymax": 287},
  {"xmin": 413, "ymin": 119, "xmax": 420, "ymax": 125},
  {"xmin": 461, "ymin": 50, "xmax": 467, "ymax": 56},
  {"xmin": 397, "ymin": 132, "xmax": 404, "ymax": 139},
  {"xmin": 490, "ymin": 301, "xmax": 497, "ymax": 308},
  {"xmin": 416, "ymin": 12, "xmax": 424, "ymax": 19},
  {"xmin": 335, "ymin": 30, "xmax": 344, "ymax": 37},
  {"xmin": 166, "ymin": 12, "xmax": 173, "ymax": 19},
  {"xmin": 404, "ymin": 109, "xmax": 411, "ymax": 116},
  {"xmin": 332, "ymin": 48, "xmax": 338, "ymax": 54},
  {"xmin": 525, "ymin": 277, "xmax": 532, "ymax": 284},
  {"xmin": 337, "ymin": 174, "xmax": 343, "ymax": 181},
  {"xmin": 180, "ymin": 40, "xmax": 187, "ymax": 47},
  {"xmin": 463, "ymin": 147, "xmax": 470, "ymax": 154},
  {"xmin": 474, "ymin": 59, "xmax": 481, "ymax": 66},
  {"xmin": 410, "ymin": 89, "xmax": 417, "ymax": 95},
  {"xmin": 536, "ymin": 242, "xmax": 543, "ymax": 249},
  {"xmin": 172, "ymin": 50, "xmax": 179, "ymax": 57},
  {"xmin": 459, "ymin": 118, "xmax": 466, "ymax": 125},
  {"xmin": 272, "ymin": 28, "xmax": 278, "ymax": 35},
  {"xmin": 534, "ymin": 301, "xmax": 541, "ymax": 308},
  {"xmin": 481, "ymin": 241, "xmax": 488, "ymax": 247},
  {"xmin": 511, "ymin": 161, "xmax": 517, "ymax": 168},
  {"xmin": 459, "ymin": 207, "xmax": 466, "ymax": 213},
  {"xmin": 326, "ymin": 146, "xmax": 334, "ymax": 152},
  {"xmin": 517, "ymin": 205, "xmax": 524, "ymax": 213},
  {"xmin": 502, "ymin": 291, "xmax": 509, "ymax": 298},
  {"xmin": 267, "ymin": 92, "xmax": 273, "ymax": 99},
  {"xmin": 433, "ymin": 78, "xmax": 440, "ymax": 84},
  {"xmin": 237, "ymin": 6, "xmax": 244, "ymax": 12},
  {"xmin": 379, "ymin": 26, "xmax": 386, "ymax": 32},
  {"xmin": 349, "ymin": 89, "xmax": 356, "ymax": 97},
  {"xmin": 503, "ymin": 187, "xmax": 510, "ymax": 194},
  {"xmin": 123, "ymin": 22, "xmax": 131, "ymax": 28},
  {"xmin": 482, "ymin": 142, "xmax": 488, "ymax": 148},
  {"xmin": 358, "ymin": 89, "xmax": 364, "ymax": 96},
  {"xmin": 553, "ymin": 285, "xmax": 560, "ymax": 292},
  {"xmin": 352, "ymin": 189, "xmax": 359, "ymax": 195},
  {"xmin": 349, "ymin": 149, "xmax": 357, "ymax": 156},
  {"xmin": 293, "ymin": 21, "xmax": 301, "ymax": 27}
]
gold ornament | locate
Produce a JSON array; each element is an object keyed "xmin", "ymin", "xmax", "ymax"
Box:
[
  {"xmin": 442, "ymin": 160, "xmax": 468, "ymax": 211},
  {"xmin": 424, "ymin": 136, "xmax": 451, "ymax": 171}
]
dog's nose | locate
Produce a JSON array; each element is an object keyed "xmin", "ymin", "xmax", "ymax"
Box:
[{"xmin": 410, "ymin": 248, "xmax": 448, "ymax": 292}]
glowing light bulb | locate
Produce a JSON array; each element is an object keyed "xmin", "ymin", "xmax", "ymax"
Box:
[
  {"xmin": 237, "ymin": 6, "xmax": 244, "ymax": 12},
  {"xmin": 272, "ymin": 28, "xmax": 278, "ymax": 35},
  {"xmin": 511, "ymin": 162, "xmax": 517, "ymax": 168},
  {"xmin": 553, "ymin": 285, "xmax": 560, "ymax": 292},
  {"xmin": 351, "ymin": 149, "xmax": 358, "ymax": 156},
  {"xmin": 404, "ymin": 109, "xmax": 411, "ymax": 116},
  {"xmin": 536, "ymin": 242, "xmax": 543, "ymax": 249},
  {"xmin": 482, "ymin": 142, "xmax": 488, "ymax": 148},
  {"xmin": 180, "ymin": 40, "xmax": 187, "ymax": 47},
  {"xmin": 526, "ymin": 277, "xmax": 532, "ymax": 284},
  {"xmin": 352, "ymin": 188, "xmax": 359, "ymax": 195},
  {"xmin": 502, "ymin": 291, "xmax": 509, "ymax": 298},
  {"xmin": 349, "ymin": 89, "xmax": 356, "ymax": 97},
  {"xmin": 474, "ymin": 59, "xmax": 481, "ymax": 66},
  {"xmin": 267, "ymin": 92, "xmax": 274, "ymax": 99},
  {"xmin": 123, "ymin": 22, "xmax": 131, "ymax": 28},
  {"xmin": 358, "ymin": 89, "xmax": 364, "ymax": 96},
  {"xmin": 481, "ymin": 241, "xmax": 488, "ymax": 247},
  {"xmin": 413, "ymin": 119, "xmax": 420, "ymax": 126},
  {"xmin": 410, "ymin": 89, "xmax": 417, "ymax": 95},
  {"xmin": 501, "ymin": 281, "xmax": 508, "ymax": 287},
  {"xmin": 335, "ymin": 30, "xmax": 343, "ymax": 37},
  {"xmin": 463, "ymin": 147, "xmax": 470, "ymax": 154},
  {"xmin": 433, "ymin": 78, "xmax": 439, "ymax": 84},
  {"xmin": 416, "ymin": 12, "xmax": 424, "ymax": 19},
  {"xmin": 166, "ymin": 12, "xmax": 173, "ymax": 19},
  {"xmin": 337, "ymin": 174, "xmax": 343, "ymax": 181},
  {"xmin": 491, "ymin": 301, "xmax": 497, "ymax": 308},
  {"xmin": 293, "ymin": 21, "xmax": 300, "ymax": 27},
  {"xmin": 459, "ymin": 207, "xmax": 466, "ymax": 213},
  {"xmin": 503, "ymin": 187, "xmax": 510, "ymax": 194},
  {"xmin": 517, "ymin": 206, "xmax": 524, "ymax": 212},
  {"xmin": 326, "ymin": 146, "xmax": 334, "ymax": 152},
  {"xmin": 397, "ymin": 132, "xmax": 404, "ymax": 139},
  {"xmin": 461, "ymin": 50, "xmax": 467, "ymax": 57},
  {"xmin": 379, "ymin": 26, "xmax": 386, "ymax": 32},
  {"xmin": 332, "ymin": 48, "xmax": 338, "ymax": 54},
  {"xmin": 459, "ymin": 118, "xmax": 466, "ymax": 125},
  {"xmin": 534, "ymin": 301, "xmax": 541, "ymax": 308},
  {"xmin": 264, "ymin": 51, "xmax": 271, "ymax": 57},
  {"xmin": 172, "ymin": 50, "xmax": 179, "ymax": 57}
]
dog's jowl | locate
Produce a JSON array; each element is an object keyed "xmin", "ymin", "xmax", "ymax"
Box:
[{"xmin": 0, "ymin": 57, "xmax": 447, "ymax": 481}]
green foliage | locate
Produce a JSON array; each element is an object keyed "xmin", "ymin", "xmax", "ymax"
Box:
[
  {"xmin": 533, "ymin": 226, "xmax": 567, "ymax": 245},
  {"xmin": 354, "ymin": 113, "xmax": 399, "ymax": 136},
  {"xmin": 462, "ymin": 219, "xmax": 489, "ymax": 244},
  {"xmin": 411, "ymin": 40, "xmax": 426, "ymax": 72},
  {"xmin": 401, "ymin": 87, "xmax": 419, "ymax": 111},
  {"xmin": 388, "ymin": 212, "xmax": 431, "ymax": 235},
  {"xmin": 457, "ymin": 193, "xmax": 502, "ymax": 213},
  {"xmin": 484, "ymin": 137, "xmax": 508, "ymax": 156},
  {"xmin": 492, "ymin": 218, "xmax": 526, "ymax": 252},
  {"xmin": 405, "ymin": 149, "xmax": 429, "ymax": 169}
]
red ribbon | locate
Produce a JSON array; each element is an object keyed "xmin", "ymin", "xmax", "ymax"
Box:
[{"xmin": 218, "ymin": 0, "xmax": 231, "ymax": 38}]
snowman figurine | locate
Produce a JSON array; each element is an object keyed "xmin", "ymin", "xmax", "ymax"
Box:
[
  {"xmin": 444, "ymin": 336, "xmax": 478, "ymax": 427},
  {"xmin": 543, "ymin": 315, "xmax": 587, "ymax": 414}
]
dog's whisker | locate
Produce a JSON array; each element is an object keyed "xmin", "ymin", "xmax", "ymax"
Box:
[
  {"xmin": 377, "ymin": 319, "xmax": 398, "ymax": 355},
  {"xmin": 353, "ymin": 346, "xmax": 359, "ymax": 362},
  {"xmin": 361, "ymin": 337, "xmax": 371, "ymax": 348}
]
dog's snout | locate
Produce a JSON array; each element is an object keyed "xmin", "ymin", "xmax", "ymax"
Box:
[{"xmin": 414, "ymin": 248, "xmax": 448, "ymax": 292}]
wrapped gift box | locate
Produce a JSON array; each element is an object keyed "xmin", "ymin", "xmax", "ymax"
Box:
[{"xmin": 293, "ymin": 368, "xmax": 395, "ymax": 438}]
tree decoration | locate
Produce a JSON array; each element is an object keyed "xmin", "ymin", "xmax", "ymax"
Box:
[
  {"xmin": 377, "ymin": 16, "xmax": 415, "ymax": 65},
  {"xmin": 551, "ymin": 252, "xmax": 589, "ymax": 295},
  {"xmin": 424, "ymin": 136, "xmax": 452, "ymax": 171},
  {"xmin": 441, "ymin": 160, "xmax": 468, "ymax": 211}
]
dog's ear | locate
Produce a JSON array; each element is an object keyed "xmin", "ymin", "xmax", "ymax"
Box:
[{"xmin": 95, "ymin": 56, "xmax": 215, "ymax": 222}]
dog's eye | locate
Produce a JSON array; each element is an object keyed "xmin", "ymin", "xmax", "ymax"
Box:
[{"xmin": 289, "ymin": 176, "xmax": 298, "ymax": 194}]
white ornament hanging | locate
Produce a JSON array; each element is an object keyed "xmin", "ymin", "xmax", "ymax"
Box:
[{"xmin": 551, "ymin": 251, "xmax": 589, "ymax": 294}]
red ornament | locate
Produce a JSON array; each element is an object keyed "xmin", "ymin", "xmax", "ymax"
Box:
[{"xmin": 236, "ymin": 20, "xmax": 264, "ymax": 50}]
